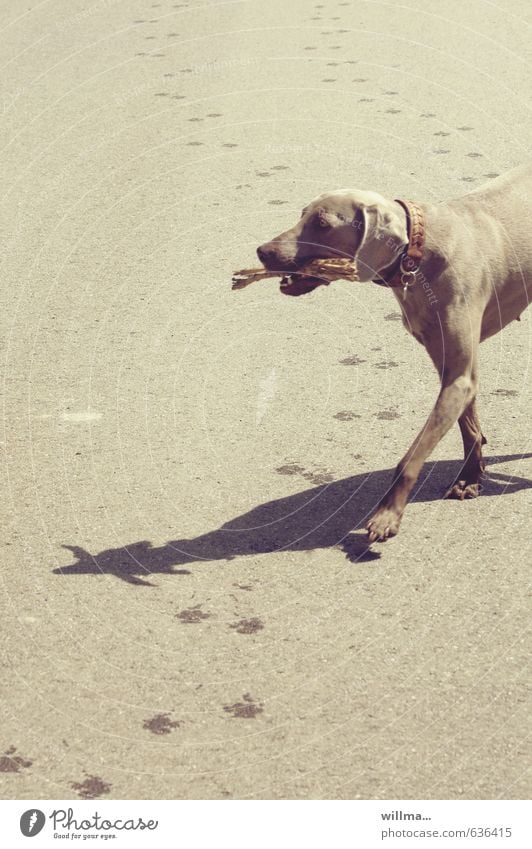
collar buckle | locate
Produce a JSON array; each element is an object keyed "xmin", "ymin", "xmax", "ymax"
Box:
[{"xmin": 400, "ymin": 254, "xmax": 418, "ymax": 299}]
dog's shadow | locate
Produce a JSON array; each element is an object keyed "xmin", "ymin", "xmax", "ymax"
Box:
[{"xmin": 54, "ymin": 454, "xmax": 532, "ymax": 586}]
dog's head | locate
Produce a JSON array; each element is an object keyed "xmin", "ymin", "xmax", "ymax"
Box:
[{"xmin": 257, "ymin": 190, "xmax": 407, "ymax": 295}]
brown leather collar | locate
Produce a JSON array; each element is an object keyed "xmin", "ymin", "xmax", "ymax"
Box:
[{"xmin": 373, "ymin": 199, "xmax": 425, "ymax": 291}]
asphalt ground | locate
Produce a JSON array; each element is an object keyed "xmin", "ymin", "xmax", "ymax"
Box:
[{"xmin": 1, "ymin": 0, "xmax": 530, "ymax": 799}]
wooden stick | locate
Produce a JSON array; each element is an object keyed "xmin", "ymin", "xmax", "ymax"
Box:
[{"xmin": 231, "ymin": 257, "xmax": 358, "ymax": 290}]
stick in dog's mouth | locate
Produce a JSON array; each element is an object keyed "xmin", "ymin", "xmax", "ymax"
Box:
[{"xmin": 231, "ymin": 257, "xmax": 358, "ymax": 296}]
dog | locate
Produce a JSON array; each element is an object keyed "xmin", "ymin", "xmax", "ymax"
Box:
[{"xmin": 257, "ymin": 163, "xmax": 532, "ymax": 541}]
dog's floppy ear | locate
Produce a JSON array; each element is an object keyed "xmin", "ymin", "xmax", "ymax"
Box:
[{"xmin": 352, "ymin": 196, "xmax": 406, "ymax": 282}]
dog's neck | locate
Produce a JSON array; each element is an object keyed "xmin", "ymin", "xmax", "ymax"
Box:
[{"xmin": 356, "ymin": 197, "xmax": 409, "ymax": 282}]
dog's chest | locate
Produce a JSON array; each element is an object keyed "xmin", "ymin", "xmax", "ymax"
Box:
[{"xmin": 392, "ymin": 292, "xmax": 427, "ymax": 344}]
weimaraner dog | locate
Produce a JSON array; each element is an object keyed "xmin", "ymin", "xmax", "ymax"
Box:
[{"xmin": 257, "ymin": 162, "xmax": 532, "ymax": 542}]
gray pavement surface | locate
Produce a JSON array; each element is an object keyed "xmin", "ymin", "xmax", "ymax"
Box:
[{"xmin": 1, "ymin": 0, "xmax": 530, "ymax": 800}]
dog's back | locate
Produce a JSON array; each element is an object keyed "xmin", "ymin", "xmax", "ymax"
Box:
[{"xmin": 438, "ymin": 163, "xmax": 532, "ymax": 334}]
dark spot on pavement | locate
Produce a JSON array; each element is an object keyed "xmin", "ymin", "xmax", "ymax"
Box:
[
  {"xmin": 467, "ymin": 152, "xmax": 483, "ymax": 158},
  {"xmin": 270, "ymin": 165, "xmax": 289, "ymax": 170},
  {"xmin": 374, "ymin": 361, "xmax": 399, "ymax": 369},
  {"xmin": 491, "ymin": 388, "xmax": 518, "ymax": 397},
  {"xmin": 420, "ymin": 112, "xmax": 436, "ymax": 117},
  {"xmin": 433, "ymin": 149, "xmax": 450, "ymax": 154},
  {"xmin": 268, "ymin": 199, "xmax": 288, "ymax": 205},
  {"xmin": 71, "ymin": 775, "xmax": 111, "ymax": 799},
  {"xmin": 233, "ymin": 582, "xmax": 254, "ymax": 591},
  {"xmin": 177, "ymin": 605, "xmax": 210, "ymax": 623},
  {"xmin": 303, "ymin": 471, "xmax": 334, "ymax": 484},
  {"xmin": 277, "ymin": 464, "xmax": 333, "ymax": 485},
  {"xmin": 334, "ymin": 411, "xmax": 361, "ymax": 420},
  {"xmin": 222, "ymin": 143, "xmax": 238, "ymax": 148},
  {"xmin": 457, "ymin": 125, "xmax": 474, "ymax": 131},
  {"xmin": 375, "ymin": 410, "xmax": 400, "ymax": 420},
  {"xmin": 484, "ymin": 172, "xmax": 500, "ymax": 179},
  {"xmin": 385, "ymin": 108, "xmax": 401, "ymax": 114},
  {"xmin": 230, "ymin": 618, "xmax": 264, "ymax": 634},
  {"xmin": 339, "ymin": 354, "xmax": 366, "ymax": 365},
  {"xmin": 385, "ymin": 311, "xmax": 402, "ymax": 321},
  {"xmin": 186, "ymin": 141, "xmax": 204, "ymax": 146},
  {"xmin": 276, "ymin": 464, "xmax": 305, "ymax": 475},
  {"xmin": 0, "ymin": 746, "xmax": 32, "ymax": 773},
  {"xmin": 433, "ymin": 131, "xmax": 450, "ymax": 136},
  {"xmin": 143, "ymin": 713, "xmax": 182, "ymax": 734},
  {"xmin": 460, "ymin": 176, "xmax": 476, "ymax": 182},
  {"xmin": 223, "ymin": 693, "xmax": 263, "ymax": 719}
]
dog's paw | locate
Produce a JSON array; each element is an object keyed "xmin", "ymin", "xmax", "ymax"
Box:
[
  {"xmin": 444, "ymin": 479, "xmax": 482, "ymax": 500},
  {"xmin": 366, "ymin": 507, "xmax": 402, "ymax": 543}
]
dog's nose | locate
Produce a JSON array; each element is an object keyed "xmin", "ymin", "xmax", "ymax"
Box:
[{"xmin": 257, "ymin": 244, "xmax": 275, "ymax": 264}]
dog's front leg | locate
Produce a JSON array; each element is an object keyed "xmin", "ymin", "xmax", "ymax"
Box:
[
  {"xmin": 444, "ymin": 396, "xmax": 487, "ymax": 499},
  {"xmin": 366, "ymin": 324, "xmax": 480, "ymax": 542}
]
